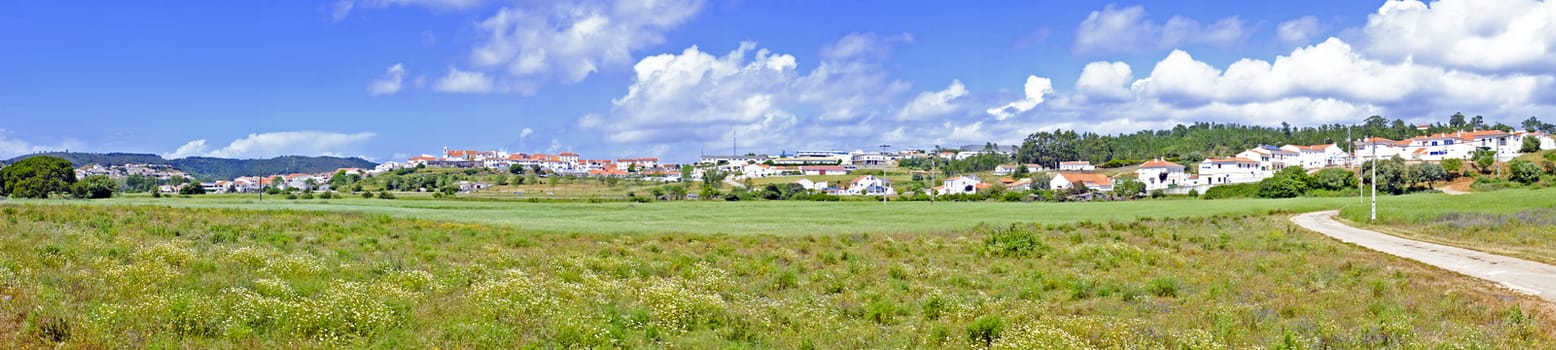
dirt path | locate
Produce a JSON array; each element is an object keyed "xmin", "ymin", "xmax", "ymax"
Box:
[
  {"xmin": 1292, "ymin": 211, "xmax": 1556, "ymax": 303},
  {"xmin": 1440, "ymin": 177, "xmax": 1473, "ymax": 195}
]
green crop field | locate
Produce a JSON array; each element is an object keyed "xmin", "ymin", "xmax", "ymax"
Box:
[
  {"xmin": 0, "ymin": 204, "xmax": 1549, "ymax": 348},
  {"xmin": 20, "ymin": 195, "xmax": 1364, "ymax": 235}
]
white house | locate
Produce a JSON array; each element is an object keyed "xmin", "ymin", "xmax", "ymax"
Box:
[
  {"xmin": 800, "ymin": 166, "xmax": 849, "ymax": 176},
  {"xmin": 992, "ymin": 164, "xmax": 1043, "ymax": 176},
  {"xmin": 1236, "ymin": 145, "xmax": 1299, "ymax": 170},
  {"xmin": 1007, "ymin": 178, "xmax": 1034, "ymax": 191},
  {"xmin": 1280, "ymin": 144, "xmax": 1347, "ymax": 169},
  {"xmin": 741, "ymin": 164, "xmax": 785, "ymax": 178},
  {"xmin": 1354, "ymin": 137, "xmax": 1406, "ymax": 163},
  {"xmin": 1198, "ymin": 158, "xmax": 1267, "ymax": 185},
  {"xmin": 937, "ymin": 175, "xmax": 988, "ymax": 195},
  {"xmin": 1516, "ymin": 131, "xmax": 1556, "ymax": 150},
  {"xmin": 793, "ymin": 178, "xmax": 830, "ymax": 192},
  {"xmin": 1050, "ymin": 173, "xmax": 1113, "ymax": 192},
  {"xmin": 1058, "ymin": 161, "xmax": 1095, "ymax": 171},
  {"xmin": 844, "ymin": 175, "xmax": 894, "ymax": 195},
  {"xmin": 1135, "ymin": 159, "xmax": 1188, "ymax": 191}
]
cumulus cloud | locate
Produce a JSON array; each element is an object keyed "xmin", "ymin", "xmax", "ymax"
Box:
[
  {"xmin": 582, "ymin": 34, "xmax": 925, "ymax": 153},
  {"xmin": 1277, "ymin": 16, "xmax": 1321, "ymax": 45},
  {"xmin": 452, "ymin": 0, "xmax": 704, "ymax": 92},
  {"xmin": 0, "ymin": 130, "xmax": 85, "ymax": 159},
  {"xmin": 895, "ymin": 80, "xmax": 968, "ymax": 120},
  {"xmin": 433, "ymin": 67, "xmax": 494, "ymax": 93},
  {"xmin": 163, "ymin": 131, "xmax": 376, "ymax": 159},
  {"xmin": 984, "ymin": 34, "xmax": 1556, "ymax": 139},
  {"xmin": 985, "ymin": 76, "xmax": 1053, "ymax": 120},
  {"xmin": 368, "ymin": 63, "xmax": 406, "ymax": 96},
  {"xmin": 1075, "ymin": 61, "xmax": 1133, "ymax": 102},
  {"xmin": 1359, "ymin": 0, "xmax": 1556, "ymax": 73},
  {"xmin": 1074, "ymin": 4, "xmax": 1249, "ymax": 54}
]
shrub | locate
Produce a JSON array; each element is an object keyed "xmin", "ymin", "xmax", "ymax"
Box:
[
  {"xmin": 377, "ymin": 191, "xmax": 396, "ymax": 200},
  {"xmin": 1312, "ymin": 168, "xmax": 1358, "ymax": 191},
  {"xmin": 1147, "ymin": 277, "xmax": 1180, "ymax": 297},
  {"xmin": 299, "ymin": 193, "xmax": 314, "ymax": 200},
  {"xmin": 361, "ymin": 192, "xmax": 374, "ymax": 199},
  {"xmin": 1510, "ymin": 159, "xmax": 1542, "ymax": 184},
  {"xmin": 1202, "ymin": 183, "xmax": 1258, "ymax": 199},
  {"xmin": 984, "ymin": 224, "xmax": 1051, "ymax": 258},
  {"xmin": 967, "ymin": 315, "xmax": 1004, "ymax": 348}
]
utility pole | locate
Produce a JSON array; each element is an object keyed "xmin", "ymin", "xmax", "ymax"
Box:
[
  {"xmin": 1370, "ymin": 134, "xmax": 1377, "ymax": 222},
  {"xmin": 258, "ymin": 158, "xmax": 263, "ymax": 201}
]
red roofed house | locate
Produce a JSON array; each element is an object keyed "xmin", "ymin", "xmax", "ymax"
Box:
[
  {"xmin": 1050, "ymin": 173, "xmax": 1113, "ymax": 192},
  {"xmin": 800, "ymin": 166, "xmax": 848, "ymax": 176},
  {"xmin": 1135, "ymin": 159, "xmax": 1188, "ymax": 191}
]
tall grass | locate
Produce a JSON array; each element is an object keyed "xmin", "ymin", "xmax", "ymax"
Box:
[
  {"xmin": 0, "ymin": 205, "xmax": 1547, "ymax": 348},
  {"xmin": 26, "ymin": 194, "xmax": 1356, "ymax": 235}
]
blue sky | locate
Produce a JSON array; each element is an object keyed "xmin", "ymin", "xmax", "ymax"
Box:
[{"xmin": 3, "ymin": 0, "xmax": 1553, "ymax": 163}]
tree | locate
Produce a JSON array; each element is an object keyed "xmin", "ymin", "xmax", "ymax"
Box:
[
  {"xmin": 1522, "ymin": 136, "xmax": 1541, "ymax": 153},
  {"xmin": 1441, "ymin": 158, "xmax": 1463, "ymax": 178},
  {"xmin": 71, "ymin": 175, "xmax": 118, "ymax": 199},
  {"xmin": 1258, "ymin": 167, "xmax": 1311, "ymax": 198},
  {"xmin": 179, "ymin": 183, "xmax": 206, "ymax": 195},
  {"xmin": 509, "ymin": 163, "xmax": 526, "ymax": 174},
  {"xmin": 1114, "ymin": 179, "xmax": 1145, "ymax": 198},
  {"xmin": 1510, "ymin": 159, "xmax": 1543, "ymax": 184},
  {"xmin": 1470, "ymin": 115, "xmax": 1486, "ymax": 130},
  {"xmin": 1360, "ymin": 158, "xmax": 1409, "ymax": 194},
  {"xmin": 0, "ymin": 156, "xmax": 77, "ymax": 198},
  {"xmin": 1410, "ymin": 163, "xmax": 1446, "ymax": 189},
  {"xmin": 271, "ymin": 176, "xmax": 284, "ymax": 190},
  {"xmin": 1523, "ymin": 116, "xmax": 1546, "ymax": 132},
  {"xmin": 1472, "ymin": 149, "xmax": 1497, "ymax": 174},
  {"xmin": 1450, "ymin": 112, "xmax": 1467, "ymax": 129},
  {"xmin": 1311, "ymin": 168, "xmax": 1357, "ymax": 191}
]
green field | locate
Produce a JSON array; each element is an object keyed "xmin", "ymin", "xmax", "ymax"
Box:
[
  {"xmin": 1337, "ymin": 187, "xmax": 1556, "ymax": 265},
  {"xmin": 0, "ymin": 204, "xmax": 1549, "ymax": 348},
  {"xmin": 24, "ymin": 195, "xmax": 1362, "ymax": 235}
]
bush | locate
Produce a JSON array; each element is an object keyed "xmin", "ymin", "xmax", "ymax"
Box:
[
  {"xmin": 1510, "ymin": 159, "xmax": 1542, "ymax": 184},
  {"xmin": 0, "ymin": 155, "xmax": 76, "ymax": 198},
  {"xmin": 1202, "ymin": 183, "xmax": 1258, "ymax": 199},
  {"xmin": 984, "ymin": 224, "xmax": 1051, "ymax": 258},
  {"xmin": 1311, "ymin": 168, "xmax": 1358, "ymax": 191},
  {"xmin": 361, "ymin": 192, "xmax": 374, "ymax": 199},
  {"xmin": 377, "ymin": 191, "xmax": 396, "ymax": 200},
  {"xmin": 1147, "ymin": 277, "xmax": 1180, "ymax": 297},
  {"xmin": 299, "ymin": 193, "xmax": 314, "ymax": 200},
  {"xmin": 285, "ymin": 194, "xmax": 298, "ymax": 200},
  {"xmin": 967, "ymin": 315, "xmax": 1004, "ymax": 348},
  {"xmin": 72, "ymin": 175, "xmax": 117, "ymax": 199},
  {"xmin": 1186, "ymin": 188, "xmax": 1199, "ymax": 198}
]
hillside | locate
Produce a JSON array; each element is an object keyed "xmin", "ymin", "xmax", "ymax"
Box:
[{"xmin": 4, "ymin": 152, "xmax": 377, "ymax": 180}]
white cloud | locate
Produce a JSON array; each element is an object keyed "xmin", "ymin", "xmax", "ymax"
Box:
[
  {"xmin": 519, "ymin": 127, "xmax": 534, "ymax": 140},
  {"xmin": 456, "ymin": 0, "xmax": 704, "ymax": 92},
  {"xmin": 0, "ymin": 130, "xmax": 85, "ymax": 159},
  {"xmin": 163, "ymin": 131, "xmax": 376, "ymax": 159},
  {"xmin": 985, "ymin": 75, "xmax": 1053, "ymax": 120},
  {"xmin": 331, "ymin": 0, "xmax": 487, "ymax": 21},
  {"xmin": 1359, "ymin": 0, "xmax": 1556, "ymax": 73},
  {"xmin": 367, "ymin": 63, "xmax": 406, "ymax": 96},
  {"xmin": 1075, "ymin": 61, "xmax": 1133, "ymax": 102},
  {"xmin": 895, "ymin": 80, "xmax": 968, "ymax": 120},
  {"xmin": 433, "ymin": 67, "xmax": 494, "ymax": 93},
  {"xmin": 583, "ymin": 34, "xmax": 926, "ymax": 153},
  {"xmin": 1074, "ymin": 4, "xmax": 1249, "ymax": 54},
  {"xmin": 1277, "ymin": 16, "xmax": 1321, "ymax": 45}
]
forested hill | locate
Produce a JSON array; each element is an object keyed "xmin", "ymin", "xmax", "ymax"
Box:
[{"xmin": 3, "ymin": 152, "xmax": 377, "ymax": 180}]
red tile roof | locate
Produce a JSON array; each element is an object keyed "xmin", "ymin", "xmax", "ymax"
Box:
[
  {"xmin": 1057, "ymin": 172, "xmax": 1113, "ymax": 187},
  {"xmin": 1139, "ymin": 160, "xmax": 1183, "ymax": 168}
]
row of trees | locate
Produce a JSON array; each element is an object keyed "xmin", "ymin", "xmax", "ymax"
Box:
[
  {"xmin": 0, "ymin": 156, "xmax": 117, "ymax": 199},
  {"xmin": 1013, "ymin": 114, "xmax": 1550, "ymax": 169}
]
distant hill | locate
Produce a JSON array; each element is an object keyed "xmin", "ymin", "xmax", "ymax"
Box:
[{"xmin": 4, "ymin": 152, "xmax": 378, "ymax": 180}]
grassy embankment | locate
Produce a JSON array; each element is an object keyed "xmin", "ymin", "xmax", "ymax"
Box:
[
  {"xmin": 1338, "ymin": 187, "xmax": 1556, "ymax": 265},
  {"xmin": 0, "ymin": 204, "xmax": 1549, "ymax": 348},
  {"xmin": 42, "ymin": 195, "xmax": 1357, "ymax": 235}
]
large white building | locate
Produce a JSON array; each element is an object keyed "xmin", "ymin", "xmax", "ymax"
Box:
[
  {"xmin": 1135, "ymin": 160, "xmax": 1189, "ymax": 191},
  {"xmin": 1198, "ymin": 158, "xmax": 1267, "ymax": 185}
]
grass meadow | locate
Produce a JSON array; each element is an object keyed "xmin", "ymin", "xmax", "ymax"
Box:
[
  {"xmin": 1338, "ymin": 187, "xmax": 1556, "ymax": 265},
  {"xmin": 0, "ymin": 203, "xmax": 1551, "ymax": 348},
  {"xmin": 27, "ymin": 195, "xmax": 1365, "ymax": 235}
]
